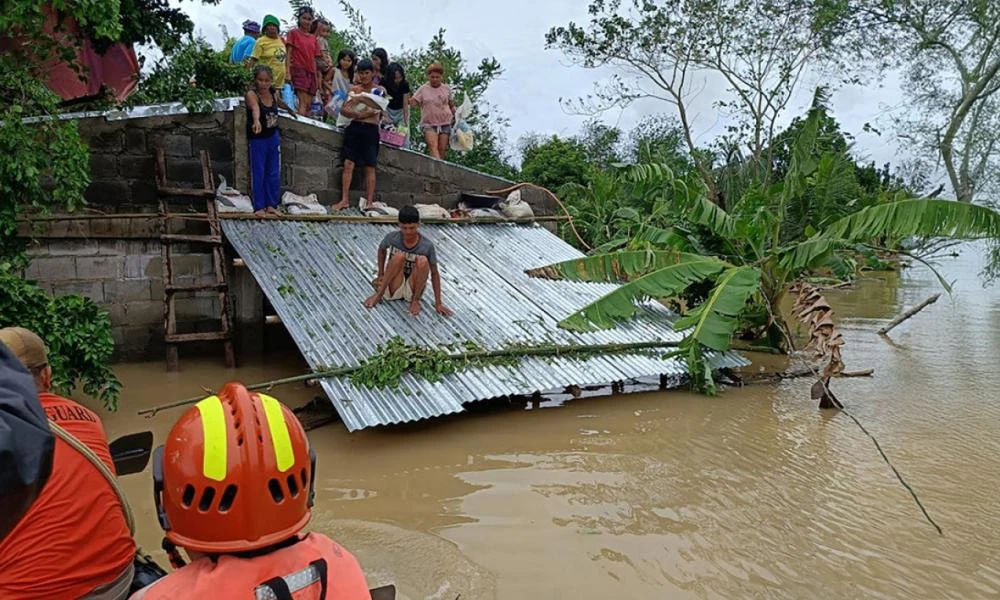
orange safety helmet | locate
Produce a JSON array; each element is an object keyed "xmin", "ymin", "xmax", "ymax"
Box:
[{"xmin": 152, "ymin": 382, "xmax": 317, "ymax": 554}]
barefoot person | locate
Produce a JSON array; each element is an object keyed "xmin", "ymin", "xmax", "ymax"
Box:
[
  {"xmin": 363, "ymin": 206, "xmax": 454, "ymax": 317},
  {"xmin": 332, "ymin": 59, "xmax": 384, "ymax": 211}
]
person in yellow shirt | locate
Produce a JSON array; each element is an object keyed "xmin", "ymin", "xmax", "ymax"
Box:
[{"xmin": 249, "ymin": 15, "xmax": 287, "ymax": 89}]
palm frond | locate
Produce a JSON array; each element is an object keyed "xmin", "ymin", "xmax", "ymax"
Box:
[
  {"xmin": 526, "ymin": 250, "xmax": 710, "ymax": 283},
  {"xmin": 820, "ymin": 198, "xmax": 1000, "ymax": 242},
  {"xmin": 673, "ymin": 266, "xmax": 761, "ymax": 351},
  {"xmin": 778, "ymin": 238, "xmax": 842, "ymax": 272},
  {"xmin": 554, "ymin": 255, "xmax": 728, "ymax": 331},
  {"xmin": 689, "ymin": 194, "xmax": 736, "ymax": 238}
]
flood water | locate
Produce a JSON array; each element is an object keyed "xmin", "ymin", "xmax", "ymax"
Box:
[{"xmin": 99, "ymin": 244, "xmax": 1000, "ymax": 599}]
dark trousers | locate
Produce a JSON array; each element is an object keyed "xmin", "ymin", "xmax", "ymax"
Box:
[{"xmin": 249, "ymin": 131, "xmax": 281, "ymax": 210}]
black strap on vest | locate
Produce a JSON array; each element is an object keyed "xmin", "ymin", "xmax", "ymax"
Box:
[
  {"xmin": 311, "ymin": 558, "xmax": 329, "ymax": 599},
  {"xmin": 259, "ymin": 575, "xmax": 292, "ymax": 600}
]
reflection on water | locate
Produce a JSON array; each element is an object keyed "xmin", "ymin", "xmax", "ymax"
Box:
[{"xmin": 98, "ymin": 244, "xmax": 999, "ymax": 599}]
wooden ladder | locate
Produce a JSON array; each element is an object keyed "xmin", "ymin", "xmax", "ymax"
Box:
[{"xmin": 154, "ymin": 148, "xmax": 235, "ymax": 372}]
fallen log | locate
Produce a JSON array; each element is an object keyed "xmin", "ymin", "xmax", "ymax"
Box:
[{"xmin": 878, "ymin": 293, "xmax": 941, "ymax": 335}]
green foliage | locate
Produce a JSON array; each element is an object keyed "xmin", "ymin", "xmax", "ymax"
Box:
[
  {"xmin": 1, "ymin": 3, "xmax": 124, "ymax": 408},
  {"xmin": 520, "ymin": 136, "xmax": 593, "ymax": 191},
  {"xmin": 1, "ymin": 263, "xmax": 121, "ymax": 410},
  {"xmin": 0, "ymin": 70, "xmax": 90, "ymax": 268},
  {"xmin": 529, "ymin": 92, "xmax": 1000, "ymax": 392},
  {"xmin": 348, "ymin": 336, "xmax": 511, "ymax": 390},
  {"xmin": 130, "ymin": 37, "xmax": 251, "ymax": 112}
]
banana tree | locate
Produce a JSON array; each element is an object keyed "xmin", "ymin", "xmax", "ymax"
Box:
[{"xmin": 528, "ymin": 94, "xmax": 1000, "ymax": 392}]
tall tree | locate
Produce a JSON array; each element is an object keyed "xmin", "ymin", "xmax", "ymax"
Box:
[
  {"xmin": 832, "ymin": 0, "xmax": 1000, "ymax": 204},
  {"xmin": 546, "ymin": 0, "xmax": 848, "ymax": 199}
]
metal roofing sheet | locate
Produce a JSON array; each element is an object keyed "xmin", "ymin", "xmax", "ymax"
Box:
[{"xmin": 221, "ymin": 220, "xmax": 748, "ymax": 431}]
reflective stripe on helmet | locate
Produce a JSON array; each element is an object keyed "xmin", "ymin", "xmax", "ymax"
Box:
[
  {"xmin": 196, "ymin": 396, "xmax": 227, "ymax": 481},
  {"xmin": 258, "ymin": 394, "xmax": 294, "ymax": 472}
]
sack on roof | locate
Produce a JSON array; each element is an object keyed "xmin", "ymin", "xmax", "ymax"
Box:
[
  {"xmin": 415, "ymin": 203, "xmax": 451, "ymax": 220},
  {"xmin": 281, "ymin": 191, "xmax": 327, "ymax": 215},
  {"xmin": 214, "ymin": 175, "xmax": 253, "ymax": 213},
  {"xmin": 499, "ymin": 189, "xmax": 533, "ymax": 219}
]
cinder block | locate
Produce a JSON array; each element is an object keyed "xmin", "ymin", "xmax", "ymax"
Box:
[
  {"xmin": 87, "ymin": 128, "xmax": 124, "ymax": 151},
  {"xmin": 193, "ymin": 134, "xmax": 234, "ymax": 162},
  {"xmin": 103, "ymin": 280, "xmax": 152, "ymax": 303},
  {"xmin": 169, "ymin": 254, "xmax": 214, "ymax": 278},
  {"xmin": 89, "ymin": 154, "xmax": 118, "ymax": 179},
  {"xmin": 160, "ymin": 134, "xmax": 193, "ymax": 157},
  {"xmin": 25, "ymin": 257, "xmax": 75, "ymax": 281},
  {"xmin": 295, "ymin": 143, "xmax": 336, "ymax": 167},
  {"xmin": 127, "ymin": 216, "xmax": 160, "ymax": 238},
  {"xmin": 85, "ymin": 180, "xmax": 130, "ymax": 204},
  {"xmin": 280, "ymin": 140, "xmax": 296, "ymax": 163},
  {"xmin": 43, "ymin": 240, "xmax": 101, "ymax": 257},
  {"xmin": 125, "ymin": 255, "xmax": 162, "ymax": 280},
  {"xmin": 123, "ymin": 300, "xmax": 164, "ymax": 325},
  {"xmin": 50, "ymin": 280, "xmax": 104, "ymax": 301},
  {"xmin": 165, "ymin": 159, "xmax": 209, "ymax": 186},
  {"xmin": 76, "ymin": 256, "xmax": 125, "ymax": 279},
  {"xmin": 130, "ymin": 180, "xmax": 159, "ymax": 206},
  {"xmin": 119, "ymin": 156, "xmax": 155, "ymax": 179},
  {"xmin": 105, "ymin": 304, "xmax": 128, "ymax": 325},
  {"xmin": 124, "ymin": 128, "xmax": 147, "ymax": 155},
  {"xmin": 291, "ymin": 165, "xmax": 330, "ymax": 190}
]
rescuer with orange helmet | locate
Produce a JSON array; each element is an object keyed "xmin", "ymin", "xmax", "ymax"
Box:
[{"xmin": 130, "ymin": 382, "xmax": 371, "ymax": 599}]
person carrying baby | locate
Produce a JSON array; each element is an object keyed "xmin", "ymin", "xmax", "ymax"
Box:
[{"xmin": 333, "ymin": 59, "xmax": 388, "ymax": 211}]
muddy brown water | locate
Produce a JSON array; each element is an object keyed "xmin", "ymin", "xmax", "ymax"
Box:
[{"xmin": 98, "ymin": 245, "xmax": 999, "ymax": 599}]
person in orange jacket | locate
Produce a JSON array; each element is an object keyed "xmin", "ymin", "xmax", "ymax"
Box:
[
  {"xmin": 130, "ymin": 382, "xmax": 371, "ymax": 599},
  {"xmin": 0, "ymin": 327, "xmax": 136, "ymax": 600}
]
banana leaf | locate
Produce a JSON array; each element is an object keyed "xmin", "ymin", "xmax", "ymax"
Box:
[{"xmin": 673, "ymin": 266, "xmax": 761, "ymax": 351}]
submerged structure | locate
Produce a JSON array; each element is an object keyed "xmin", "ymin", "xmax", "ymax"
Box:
[{"xmin": 223, "ymin": 219, "xmax": 747, "ymax": 431}]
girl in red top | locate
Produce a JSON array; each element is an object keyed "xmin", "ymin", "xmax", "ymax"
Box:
[{"xmin": 285, "ymin": 5, "xmax": 321, "ymax": 117}]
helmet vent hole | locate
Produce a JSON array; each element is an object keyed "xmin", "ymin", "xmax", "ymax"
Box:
[
  {"xmin": 287, "ymin": 475, "xmax": 299, "ymax": 498},
  {"xmin": 182, "ymin": 484, "xmax": 196, "ymax": 508},
  {"xmin": 237, "ymin": 434, "xmax": 245, "ymax": 446},
  {"xmin": 268, "ymin": 478, "xmax": 285, "ymax": 503},
  {"xmin": 234, "ymin": 419, "xmax": 241, "ymax": 429},
  {"xmin": 300, "ymin": 468, "xmax": 308, "ymax": 488},
  {"xmin": 219, "ymin": 484, "xmax": 238, "ymax": 512},
  {"xmin": 199, "ymin": 486, "xmax": 216, "ymax": 512}
]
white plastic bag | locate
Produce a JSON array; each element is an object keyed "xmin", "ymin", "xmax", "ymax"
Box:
[
  {"xmin": 281, "ymin": 191, "xmax": 326, "ymax": 215},
  {"xmin": 214, "ymin": 175, "xmax": 254, "ymax": 213},
  {"xmin": 449, "ymin": 93, "xmax": 475, "ymax": 153},
  {"xmin": 499, "ymin": 189, "xmax": 534, "ymax": 219}
]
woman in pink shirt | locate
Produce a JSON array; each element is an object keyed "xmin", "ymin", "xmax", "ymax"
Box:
[{"xmin": 410, "ymin": 62, "xmax": 455, "ymax": 159}]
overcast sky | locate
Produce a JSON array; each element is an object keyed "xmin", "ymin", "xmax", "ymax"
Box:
[{"xmin": 181, "ymin": 0, "xmax": 910, "ymax": 168}]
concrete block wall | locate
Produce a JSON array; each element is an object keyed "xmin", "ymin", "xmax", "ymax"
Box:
[
  {"xmin": 270, "ymin": 116, "xmax": 550, "ymax": 210},
  {"xmin": 23, "ymin": 235, "xmax": 222, "ymax": 360},
  {"xmin": 19, "ymin": 106, "xmax": 551, "ymax": 361},
  {"xmin": 79, "ymin": 112, "xmax": 235, "ymax": 211}
]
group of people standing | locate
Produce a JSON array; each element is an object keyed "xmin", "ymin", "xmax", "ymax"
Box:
[{"xmin": 232, "ymin": 6, "xmax": 459, "ymax": 215}]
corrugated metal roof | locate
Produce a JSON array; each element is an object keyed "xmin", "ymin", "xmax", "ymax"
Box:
[{"xmin": 222, "ymin": 221, "xmax": 748, "ymax": 431}]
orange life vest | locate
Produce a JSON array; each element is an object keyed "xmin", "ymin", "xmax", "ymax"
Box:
[{"xmin": 130, "ymin": 533, "xmax": 370, "ymax": 600}]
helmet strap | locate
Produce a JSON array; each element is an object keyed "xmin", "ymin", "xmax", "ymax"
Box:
[{"xmin": 162, "ymin": 538, "xmax": 187, "ymax": 569}]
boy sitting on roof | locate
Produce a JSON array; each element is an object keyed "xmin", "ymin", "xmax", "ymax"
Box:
[{"xmin": 363, "ymin": 205, "xmax": 454, "ymax": 317}]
